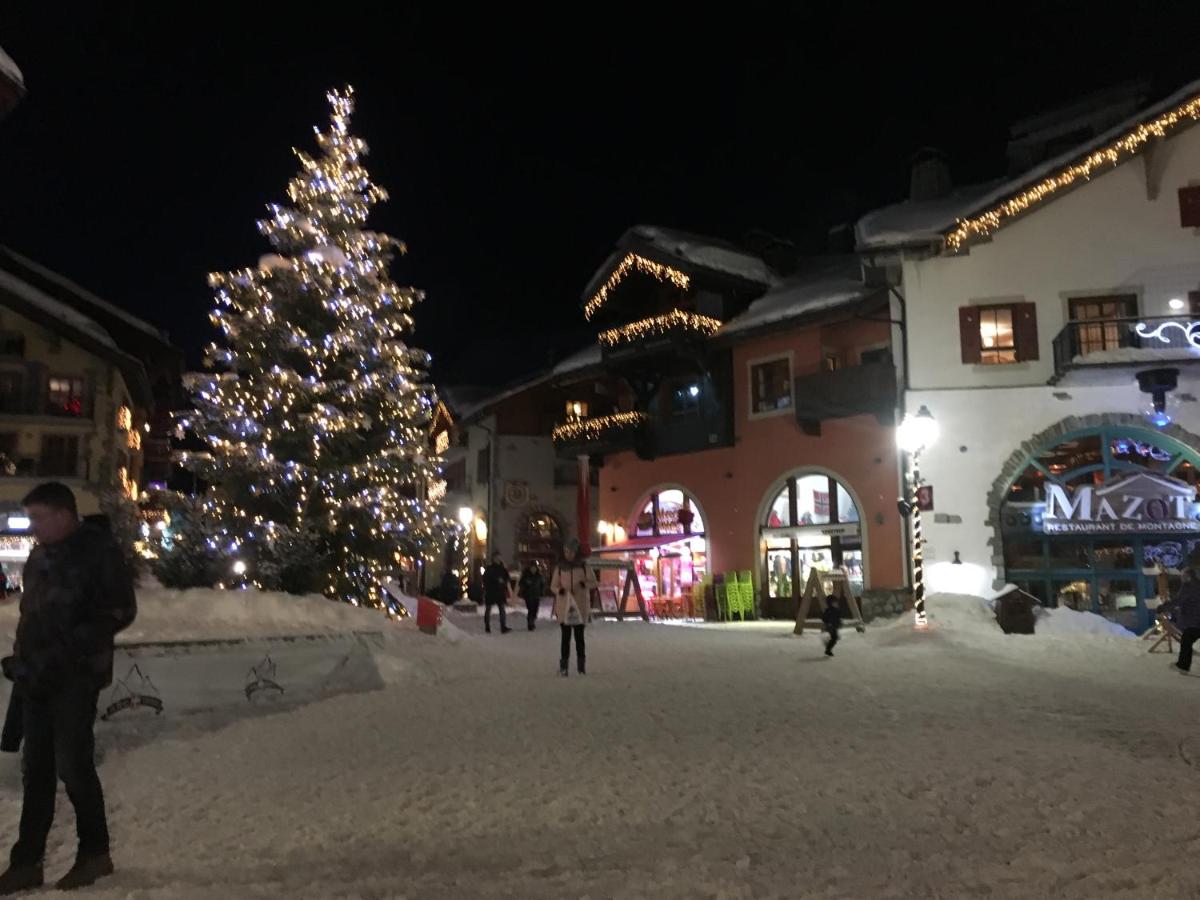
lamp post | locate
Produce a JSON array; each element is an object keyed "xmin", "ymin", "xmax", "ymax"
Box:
[{"xmin": 897, "ymin": 405, "xmax": 939, "ymax": 629}]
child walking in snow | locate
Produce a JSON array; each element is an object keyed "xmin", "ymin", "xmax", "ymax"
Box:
[{"xmin": 822, "ymin": 595, "xmax": 843, "ymax": 657}]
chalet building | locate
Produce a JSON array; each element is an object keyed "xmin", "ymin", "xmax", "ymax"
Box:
[
  {"xmin": 857, "ymin": 78, "xmax": 1200, "ymax": 633},
  {"xmin": 0, "ymin": 263, "xmax": 159, "ymax": 584},
  {"xmin": 447, "ymin": 226, "xmax": 909, "ymax": 619}
]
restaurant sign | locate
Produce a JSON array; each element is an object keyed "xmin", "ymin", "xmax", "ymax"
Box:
[{"xmin": 1043, "ymin": 472, "xmax": 1200, "ymax": 535}]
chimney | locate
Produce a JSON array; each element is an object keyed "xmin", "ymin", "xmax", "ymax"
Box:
[{"xmin": 909, "ymin": 147, "xmax": 952, "ymax": 202}]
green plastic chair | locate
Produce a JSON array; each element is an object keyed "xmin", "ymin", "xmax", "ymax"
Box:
[
  {"xmin": 723, "ymin": 572, "xmax": 745, "ymax": 622},
  {"xmin": 737, "ymin": 571, "xmax": 756, "ymax": 620}
]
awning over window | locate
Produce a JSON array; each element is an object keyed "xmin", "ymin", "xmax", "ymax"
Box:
[{"xmin": 593, "ymin": 534, "xmax": 703, "ymax": 554}]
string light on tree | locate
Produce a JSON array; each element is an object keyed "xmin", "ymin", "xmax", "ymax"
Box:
[{"xmin": 172, "ymin": 86, "xmax": 447, "ymax": 609}]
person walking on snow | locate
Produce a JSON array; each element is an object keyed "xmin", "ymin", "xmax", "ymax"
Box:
[
  {"xmin": 1160, "ymin": 567, "xmax": 1200, "ymax": 674},
  {"xmin": 0, "ymin": 483, "xmax": 136, "ymax": 894},
  {"xmin": 552, "ymin": 540, "xmax": 596, "ymax": 676},
  {"xmin": 822, "ymin": 594, "xmax": 843, "ymax": 657},
  {"xmin": 518, "ymin": 561, "xmax": 545, "ymax": 631},
  {"xmin": 482, "ymin": 552, "xmax": 512, "ymax": 634}
]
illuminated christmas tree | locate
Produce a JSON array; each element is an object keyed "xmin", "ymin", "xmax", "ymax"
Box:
[{"xmin": 178, "ymin": 87, "xmax": 444, "ymax": 608}]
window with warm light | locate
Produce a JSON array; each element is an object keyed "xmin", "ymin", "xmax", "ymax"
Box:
[
  {"xmin": 565, "ymin": 401, "xmax": 588, "ymax": 422},
  {"xmin": 116, "ymin": 406, "xmax": 133, "ymax": 431},
  {"xmin": 47, "ymin": 377, "xmax": 85, "ymax": 417},
  {"xmin": 978, "ymin": 306, "xmax": 1016, "ymax": 365}
]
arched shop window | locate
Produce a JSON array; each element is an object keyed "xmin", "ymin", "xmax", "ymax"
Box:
[
  {"xmin": 633, "ymin": 488, "xmax": 705, "ymax": 537},
  {"xmin": 594, "ymin": 488, "xmax": 707, "ymax": 616},
  {"xmin": 1000, "ymin": 426, "xmax": 1200, "ymax": 635},
  {"xmin": 760, "ymin": 472, "xmax": 863, "ymax": 619}
]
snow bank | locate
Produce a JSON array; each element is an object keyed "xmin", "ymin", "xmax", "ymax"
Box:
[
  {"xmin": 0, "ymin": 582, "xmax": 400, "ymax": 646},
  {"xmin": 915, "ymin": 590, "xmax": 1136, "ymax": 643}
]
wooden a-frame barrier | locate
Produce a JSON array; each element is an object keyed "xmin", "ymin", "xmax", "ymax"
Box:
[
  {"xmin": 588, "ymin": 558, "xmax": 651, "ymax": 622},
  {"xmin": 794, "ymin": 567, "xmax": 865, "ymax": 636}
]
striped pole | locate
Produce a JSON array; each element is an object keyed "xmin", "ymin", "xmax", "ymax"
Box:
[{"xmin": 911, "ymin": 451, "xmax": 928, "ymax": 629}]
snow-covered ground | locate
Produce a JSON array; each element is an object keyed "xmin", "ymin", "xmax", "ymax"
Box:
[{"xmin": 0, "ymin": 590, "xmax": 1195, "ymax": 898}]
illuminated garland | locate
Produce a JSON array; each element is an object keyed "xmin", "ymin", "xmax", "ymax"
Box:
[
  {"xmin": 947, "ymin": 91, "xmax": 1200, "ymax": 251},
  {"xmin": 552, "ymin": 411, "xmax": 648, "ymax": 444},
  {"xmin": 598, "ymin": 309, "xmax": 722, "ymax": 347},
  {"xmin": 584, "ymin": 253, "xmax": 690, "ymax": 320}
]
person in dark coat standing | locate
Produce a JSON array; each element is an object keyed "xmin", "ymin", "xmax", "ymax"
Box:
[
  {"xmin": 482, "ymin": 552, "xmax": 512, "ymax": 634},
  {"xmin": 518, "ymin": 561, "xmax": 546, "ymax": 631},
  {"xmin": 822, "ymin": 595, "xmax": 844, "ymax": 657},
  {"xmin": 437, "ymin": 569, "xmax": 462, "ymax": 606},
  {"xmin": 0, "ymin": 483, "xmax": 136, "ymax": 894},
  {"xmin": 1159, "ymin": 567, "xmax": 1200, "ymax": 674}
]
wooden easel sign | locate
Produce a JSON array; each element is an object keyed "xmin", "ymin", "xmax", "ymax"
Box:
[{"xmin": 793, "ymin": 567, "xmax": 865, "ymax": 636}]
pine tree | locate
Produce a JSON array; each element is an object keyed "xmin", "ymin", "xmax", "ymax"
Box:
[{"xmin": 179, "ymin": 87, "xmax": 445, "ymax": 607}]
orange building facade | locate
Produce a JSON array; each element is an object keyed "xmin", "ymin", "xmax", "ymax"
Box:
[{"xmin": 552, "ymin": 228, "xmax": 908, "ymax": 618}]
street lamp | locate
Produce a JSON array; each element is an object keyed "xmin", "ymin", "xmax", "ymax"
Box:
[{"xmin": 898, "ymin": 405, "xmax": 938, "ymax": 629}]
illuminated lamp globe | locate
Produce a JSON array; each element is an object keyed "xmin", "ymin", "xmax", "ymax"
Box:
[
  {"xmin": 232, "ymin": 560, "xmax": 247, "ymax": 576},
  {"xmin": 898, "ymin": 405, "xmax": 939, "ymax": 453},
  {"xmin": 458, "ymin": 507, "xmax": 474, "ymax": 528}
]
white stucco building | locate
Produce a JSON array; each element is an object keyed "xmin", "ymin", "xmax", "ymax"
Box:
[{"xmin": 858, "ymin": 79, "xmax": 1200, "ymax": 632}]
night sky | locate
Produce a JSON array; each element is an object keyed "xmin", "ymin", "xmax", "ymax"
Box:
[{"xmin": 0, "ymin": 5, "xmax": 1197, "ymax": 387}]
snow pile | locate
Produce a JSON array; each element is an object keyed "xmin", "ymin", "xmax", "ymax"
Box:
[
  {"xmin": 1033, "ymin": 604, "xmax": 1135, "ymax": 639},
  {"xmin": 0, "ymin": 583, "xmax": 400, "ymax": 646},
  {"xmin": 916, "ymin": 590, "xmax": 1136, "ymax": 643}
]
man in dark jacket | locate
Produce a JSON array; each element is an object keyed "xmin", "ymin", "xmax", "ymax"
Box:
[
  {"xmin": 822, "ymin": 595, "xmax": 844, "ymax": 657},
  {"xmin": 482, "ymin": 552, "xmax": 511, "ymax": 634},
  {"xmin": 1160, "ymin": 567, "xmax": 1200, "ymax": 674},
  {"xmin": 0, "ymin": 483, "xmax": 136, "ymax": 894},
  {"xmin": 518, "ymin": 561, "xmax": 546, "ymax": 631}
]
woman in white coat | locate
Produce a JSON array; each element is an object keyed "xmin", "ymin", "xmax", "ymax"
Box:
[{"xmin": 551, "ymin": 539, "xmax": 597, "ymax": 676}]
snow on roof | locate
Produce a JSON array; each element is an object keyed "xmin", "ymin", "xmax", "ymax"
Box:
[
  {"xmin": 857, "ymin": 77, "xmax": 1200, "ymax": 251},
  {"xmin": 551, "ymin": 343, "xmax": 601, "ymax": 375},
  {"xmin": 0, "ymin": 248, "xmax": 167, "ymax": 341},
  {"xmin": 628, "ymin": 226, "xmax": 778, "ymax": 286},
  {"xmin": 719, "ymin": 258, "xmax": 876, "ymax": 336},
  {"xmin": 855, "ymin": 182, "xmax": 1002, "ymax": 250},
  {"xmin": 0, "ymin": 268, "xmax": 115, "ymax": 348},
  {"xmin": 0, "ymin": 47, "xmax": 23, "ymax": 89},
  {"xmin": 452, "ymin": 346, "xmax": 601, "ymax": 422}
]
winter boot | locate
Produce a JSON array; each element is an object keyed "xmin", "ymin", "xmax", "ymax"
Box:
[
  {"xmin": 0, "ymin": 863, "xmax": 42, "ymax": 895},
  {"xmin": 55, "ymin": 853, "xmax": 114, "ymax": 891},
  {"xmin": 559, "ymin": 660, "xmax": 569, "ymax": 677},
  {"xmin": 501, "ymin": 626, "xmax": 511, "ymax": 634},
  {"xmin": 577, "ymin": 657, "xmax": 586, "ymax": 675}
]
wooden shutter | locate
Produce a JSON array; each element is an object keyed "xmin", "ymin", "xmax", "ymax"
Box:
[
  {"xmin": 1013, "ymin": 303, "xmax": 1039, "ymax": 362},
  {"xmin": 958, "ymin": 307, "xmax": 982, "ymax": 364},
  {"xmin": 1179, "ymin": 186, "xmax": 1200, "ymax": 228}
]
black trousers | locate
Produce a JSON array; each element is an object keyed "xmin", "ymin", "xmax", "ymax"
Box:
[
  {"xmin": 1178, "ymin": 626, "xmax": 1200, "ymax": 671},
  {"xmin": 484, "ymin": 596, "xmax": 507, "ymax": 630},
  {"xmin": 11, "ymin": 684, "xmax": 109, "ymax": 866},
  {"xmin": 525, "ymin": 597, "xmax": 540, "ymax": 629},
  {"xmin": 560, "ymin": 625, "xmax": 585, "ymax": 668},
  {"xmin": 825, "ymin": 626, "xmax": 840, "ymax": 653}
]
